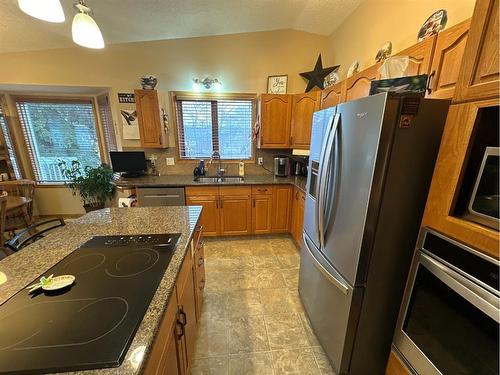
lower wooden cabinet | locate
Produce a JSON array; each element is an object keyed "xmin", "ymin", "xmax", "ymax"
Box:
[
  {"xmin": 291, "ymin": 187, "xmax": 305, "ymax": 244},
  {"xmin": 219, "ymin": 186, "xmax": 252, "ymax": 235},
  {"xmin": 144, "ymin": 234, "xmax": 203, "ymax": 375},
  {"xmin": 271, "ymin": 185, "xmax": 293, "ymax": 232},
  {"xmin": 385, "ymin": 350, "xmax": 411, "ymax": 375},
  {"xmin": 185, "ymin": 187, "xmax": 220, "ymax": 236},
  {"xmin": 252, "ymin": 185, "xmax": 273, "ymax": 234}
]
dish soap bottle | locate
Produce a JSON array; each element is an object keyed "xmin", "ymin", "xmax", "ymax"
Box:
[{"xmin": 238, "ymin": 161, "xmax": 245, "ymax": 177}]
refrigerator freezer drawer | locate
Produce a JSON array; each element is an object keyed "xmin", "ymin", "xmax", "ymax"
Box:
[{"xmin": 299, "ymin": 234, "xmax": 363, "ymax": 374}]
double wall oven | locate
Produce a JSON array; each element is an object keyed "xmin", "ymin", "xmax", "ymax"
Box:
[{"xmin": 394, "ymin": 229, "xmax": 499, "ymax": 375}]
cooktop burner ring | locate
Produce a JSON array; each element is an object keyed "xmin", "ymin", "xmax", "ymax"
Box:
[
  {"xmin": 105, "ymin": 248, "xmax": 160, "ymax": 278},
  {"xmin": 62, "ymin": 253, "xmax": 106, "ymax": 275}
]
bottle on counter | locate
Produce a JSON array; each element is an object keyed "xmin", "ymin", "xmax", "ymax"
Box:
[{"xmin": 238, "ymin": 161, "xmax": 245, "ymax": 177}]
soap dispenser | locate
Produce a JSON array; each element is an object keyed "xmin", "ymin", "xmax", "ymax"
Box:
[{"xmin": 238, "ymin": 161, "xmax": 245, "ymax": 177}]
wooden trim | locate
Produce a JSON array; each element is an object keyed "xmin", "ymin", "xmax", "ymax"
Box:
[
  {"xmin": 9, "ymin": 95, "xmax": 93, "ymax": 104},
  {"xmin": 0, "ymin": 95, "xmax": 27, "ymax": 179},
  {"xmin": 172, "ymin": 91, "xmax": 257, "ymax": 101}
]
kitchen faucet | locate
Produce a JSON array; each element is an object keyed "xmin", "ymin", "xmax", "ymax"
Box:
[{"xmin": 209, "ymin": 151, "xmax": 225, "ymax": 177}]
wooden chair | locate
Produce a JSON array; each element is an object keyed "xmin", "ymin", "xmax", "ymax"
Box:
[
  {"xmin": 0, "ymin": 179, "xmax": 35, "ymax": 233},
  {"xmin": 0, "ymin": 191, "xmax": 10, "ymax": 260},
  {"xmin": 5, "ymin": 217, "xmax": 66, "ymax": 252}
]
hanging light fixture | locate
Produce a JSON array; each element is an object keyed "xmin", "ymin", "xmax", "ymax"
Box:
[
  {"xmin": 18, "ymin": 0, "xmax": 65, "ymax": 23},
  {"xmin": 72, "ymin": 0, "xmax": 105, "ymax": 49}
]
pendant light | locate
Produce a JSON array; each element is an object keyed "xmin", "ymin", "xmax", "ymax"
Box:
[
  {"xmin": 72, "ymin": 0, "xmax": 105, "ymax": 49},
  {"xmin": 18, "ymin": 0, "xmax": 65, "ymax": 23}
]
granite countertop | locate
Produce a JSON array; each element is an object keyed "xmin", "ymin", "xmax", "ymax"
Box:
[
  {"xmin": 0, "ymin": 206, "xmax": 202, "ymax": 375},
  {"xmin": 114, "ymin": 173, "xmax": 307, "ymax": 192}
]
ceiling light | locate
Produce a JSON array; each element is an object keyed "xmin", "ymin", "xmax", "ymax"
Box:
[
  {"xmin": 18, "ymin": 0, "xmax": 65, "ymax": 23},
  {"xmin": 72, "ymin": 0, "xmax": 105, "ymax": 49},
  {"xmin": 193, "ymin": 78, "xmax": 223, "ymax": 90}
]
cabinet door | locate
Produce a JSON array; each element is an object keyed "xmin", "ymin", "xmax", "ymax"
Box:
[
  {"xmin": 455, "ymin": 0, "xmax": 499, "ymax": 102},
  {"xmin": 320, "ymin": 81, "xmax": 345, "ymax": 109},
  {"xmin": 271, "ymin": 185, "xmax": 292, "ymax": 232},
  {"xmin": 290, "ymin": 189, "xmax": 300, "ymax": 243},
  {"xmin": 252, "ymin": 194, "xmax": 273, "ymax": 234},
  {"xmin": 385, "ymin": 350, "xmax": 410, "ymax": 375},
  {"xmin": 296, "ymin": 190, "xmax": 305, "ymax": 244},
  {"xmin": 143, "ymin": 287, "xmax": 184, "ymax": 375},
  {"xmin": 290, "ymin": 92, "xmax": 320, "ymax": 149},
  {"xmin": 193, "ymin": 232, "xmax": 205, "ymax": 322},
  {"xmin": 395, "ymin": 36, "xmax": 435, "ymax": 76},
  {"xmin": 219, "ymin": 186, "xmax": 252, "ymax": 235},
  {"xmin": 134, "ymin": 89, "xmax": 167, "ymax": 148},
  {"xmin": 186, "ymin": 188, "xmax": 220, "ymax": 236},
  {"xmin": 176, "ymin": 254, "xmax": 198, "ymax": 373},
  {"xmin": 259, "ymin": 94, "xmax": 292, "ymax": 148},
  {"xmin": 344, "ymin": 63, "xmax": 381, "ymax": 102},
  {"xmin": 427, "ymin": 19, "xmax": 471, "ymax": 99}
]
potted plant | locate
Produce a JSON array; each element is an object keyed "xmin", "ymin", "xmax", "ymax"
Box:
[{"xmin": 58, "ymin": 160, "xmax": 116, "ymax": 213}]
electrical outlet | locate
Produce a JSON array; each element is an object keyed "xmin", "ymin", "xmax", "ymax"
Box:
[
  {"xmin": 166, "ymin": 157, "xmax": 175, "ymax": 166},
  {"xmin": 258, "ymin": 157, "xmax": 264, "ymax": 165}
]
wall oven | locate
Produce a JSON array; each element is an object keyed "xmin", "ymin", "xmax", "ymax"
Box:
[{"xmin": 394, "ymin": 229, "xmax": 499, "ymax": 375}]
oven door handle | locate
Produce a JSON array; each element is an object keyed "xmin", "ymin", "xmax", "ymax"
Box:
[{"xmin": 421, "ymin": 253, "xmax": 500, "ymax": 323}]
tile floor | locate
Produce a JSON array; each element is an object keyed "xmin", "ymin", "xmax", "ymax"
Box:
[{"xmin": 190, "ymin": 235, "xmax": 336, "ymax": 375}]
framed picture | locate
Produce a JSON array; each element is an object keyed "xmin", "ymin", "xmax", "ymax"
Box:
[{"xmin": 267, "ymin": 75, "xmax": 288, "ymax": 94}]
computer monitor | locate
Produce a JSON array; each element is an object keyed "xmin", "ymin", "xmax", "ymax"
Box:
[{"xmin": 109, "ymin": 151, "xmax": 147, "ymax": 177}]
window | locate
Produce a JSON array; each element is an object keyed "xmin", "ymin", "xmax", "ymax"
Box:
[
  {"xmin": 15, "ymin": 98, "xmax": 102, "ymax": 183},
  {"xmin": 175, "ymin": 94, "xmax": 254, "ymax": 160},
  {"xmin": 0, "ymin": 104, "xmax": 22, "ymax": 179}
]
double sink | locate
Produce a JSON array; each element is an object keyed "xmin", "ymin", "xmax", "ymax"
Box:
[{"xmin": 193, "ymin": 176, "xmax": 245, "ymax": 184}]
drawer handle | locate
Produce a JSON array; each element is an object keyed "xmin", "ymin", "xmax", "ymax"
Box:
[
  {"xmin": 199, "ymin": 279, "xmax": 205, "ymax": 290},
  {"xmin": 198, "ymin": 240, "xmax": 204, "ymax": 249},
  {"xmin": 176, "ymin": 320, "xmax": 185, "ymax": 339},
  {"xmin": 179, "ymin": 310, "xmax": 187, "ymax": 326},
  {"xmin": 196, "ymin": 225, "xmax": 203, "ymax": 232},
  {"xmin": 257, "ymin": 188, "xmax": 268, "ymax": 192},
  {"xmin": 198, "ymin": 257, "xmax": 204, "ymax": 266}
]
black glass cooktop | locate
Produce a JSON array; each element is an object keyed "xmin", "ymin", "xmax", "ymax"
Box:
[{"xmin": 0, "ymin": 233, "xmax": 181, "ymax": 375}]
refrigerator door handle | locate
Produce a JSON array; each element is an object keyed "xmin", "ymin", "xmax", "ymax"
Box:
[
  {"xmin": 318, "ymin": 113, "xmax": 340, "ymax": 249},
  {"xmin": 303, "ymin": 233, "xmax": 350, "ymax": 295},
  {"xmin": 316, "ymin": 113, "xmax": 336, "ymax": 245}
]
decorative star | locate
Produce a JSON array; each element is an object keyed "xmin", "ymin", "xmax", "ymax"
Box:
[{"xmin": 300, "ymin": 54, "xmax": 339, "ymax": 92}]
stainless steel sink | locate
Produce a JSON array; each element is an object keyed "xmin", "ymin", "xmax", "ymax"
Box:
[{"xmin": 194, "ymin": 176, "xmax": 245, "ymax": 184}]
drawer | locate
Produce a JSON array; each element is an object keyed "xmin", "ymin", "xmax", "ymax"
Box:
[
  {"xmin": 251, "ymin": 185, "xmax": 273, "ymax": 195},
  {"xmin": 137, "ymin": 187, "xmax": 185, "ymax": 206},
  {"xmin": 186, "ymin": 186, "xmax": 219, "ymax": 197},
  {"xmin": 219, "ymin": 186, "xmax": 251, "ymax": 197}
]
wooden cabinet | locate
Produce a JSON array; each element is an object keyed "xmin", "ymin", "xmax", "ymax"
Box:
[
  {"xmin": 395, "ymin": 35, "xmax": 435, "ymax": 76},
  {"xmin": 219, "ymin": 186, "xmax": 252, "ymax": 235},
  {"xmin": 192, "ymin": 226, "xmax": 205, "ymax": 321},
  {"xmin": 134, "ymin": 89, "xmax": 169, "ymax": 148},
  {"xmin": 344, "ymin": 63, "xmax": 381, "ymax": 102},
  {"xmin": 251, "ymin": 185, "xmax": 273, "ymax": 234},
  {"xmin": 258, "ymin": 94, "xmax": 292, "ymax": 148},
  {"xmin": 427, "ymin": 19, "xmax": 471, "ymax": 99},
  {"xmin": 144, "ymin": 234, "xmax": 204, "ymax": 375},
  {"xmin": 290, "ymin": 92, "xmax": 320, "ymax": 149},
  {"xmin": 455, "ymin": 0, "xmax": 499, "ymax": 102},
  {"xmin": 422, "ymin": 99, "xmax": 499, "ymax": 259},
  {"xmin": 186, "ymin": 187, "xmax": 220, "ymax": 237},
  {"xmin": 385, "ymin": 350, "xmax": 410, "ymax": 375},
  {"xmin": 320, "ymin": 81, "xmax": 345, "ymax": 109},
  {"xmin": 290, "ymin": 187, "xmax": 305, "ymax": 244},
  {"xmin": 271, "ymin": 185, "xmax": 293, "ymax": 232}
]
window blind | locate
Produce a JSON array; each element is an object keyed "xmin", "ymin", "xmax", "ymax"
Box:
[
  {"xmin": 175, "ymin": 97, "xmax": 254, "ymax": 160},
  {"xmin": 97, "ymin": 94, "xmax": 117, "ymax": 154},
  {"xmin": 0, "ymin": 105, "xmax": 22, "ymax": 179},
  {"xmin": 15, "ymin": 98, "xmax": 102, "ymax": 183}
]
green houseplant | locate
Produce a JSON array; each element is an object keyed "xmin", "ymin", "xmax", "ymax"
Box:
[{"xmin": 58, "ymin": 160, "xmax": 116, "ymax": 213}]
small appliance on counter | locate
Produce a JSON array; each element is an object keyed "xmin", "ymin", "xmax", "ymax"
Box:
[
  {"xmin": 274, "ymin": 156, "xmax": 289, "ymax": 177},
  {"xmin": 290, "ymin": 156, "xmax": 308, "ymax": 177},
  {"xmin": 110, "ymin": 151, "xmax": 147, "ymax": 178}
]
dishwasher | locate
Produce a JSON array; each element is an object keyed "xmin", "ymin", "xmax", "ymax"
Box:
[{"xmin": 136, "ymin": 187, "xmax": 186, "ymax": 206}]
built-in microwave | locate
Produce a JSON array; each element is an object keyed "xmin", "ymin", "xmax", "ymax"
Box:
[
  {"xmin": 467, "ymin": 147, "xmax": 499, "ymax": 230},
  {"xmin": 393, "ymin": 229, "xmax": 499, "ymax": 375}
]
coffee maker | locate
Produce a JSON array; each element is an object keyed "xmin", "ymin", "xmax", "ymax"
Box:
[
  {"xmin": 290, "ymin": 156, "xmax": 308, "ymax": 177},
  {"xmin": 273, "ymin": 156, "xmax": 289, "ymax": 177}
]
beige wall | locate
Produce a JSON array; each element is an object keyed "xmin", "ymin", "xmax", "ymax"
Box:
[
  {"xmin": 326, "ymin": 0, "xmax": 476, "ymax": 78},
  {"xmin": 0, "ymin": 29, "xmax": 328, "ymax": 215}
]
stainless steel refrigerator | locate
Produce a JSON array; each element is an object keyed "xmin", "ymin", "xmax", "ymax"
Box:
[{"xmin": 299, "ymin": 93, "xmax": 450, "ymax": 375}]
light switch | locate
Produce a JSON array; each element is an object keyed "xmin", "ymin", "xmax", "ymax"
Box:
[
  {"xmin": 166, "ymin": 157, "xmax": 175, "ymax": 166},
  {"xmin": 258, "ymin": 157, "xmax": 264, "ymax": 165}
]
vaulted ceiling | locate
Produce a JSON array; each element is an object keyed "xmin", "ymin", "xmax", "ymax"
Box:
[{"xmin": 0, "ymin": 0, "xmax": 361, "ymax": 53}]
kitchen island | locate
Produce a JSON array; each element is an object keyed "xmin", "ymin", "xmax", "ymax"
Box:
[{"xmin": 0, "ymin": 206, "xmax": 203, "ymax": 375}]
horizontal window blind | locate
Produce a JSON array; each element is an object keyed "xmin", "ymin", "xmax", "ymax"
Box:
[
  {"xmin": 15, "ymin": 98, "xmax": 102, "ymax": 183},
  {"xmin": 97, "ymin": 94, "xmax": 117, "ymax": 154},
  {"xmin": 175, "ymin": 97, "xmax": 254, "ymax": 160},
  {"xmin": 0, "ymin": 106, "xmax": 22, "ymax": 179}
]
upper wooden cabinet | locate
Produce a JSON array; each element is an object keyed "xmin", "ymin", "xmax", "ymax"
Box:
[
  {"xmin": 344, "ymin": 63, "xmax": 381, "ymax": 102},
  {"xmin": 395, "ymin": 35, "xmax": 436, "ymax": 76},
  {"xmin": 290, "ymin": 91, "xmax": 321, "ymax": 149},
  {"xmin": 258, "ymin": 94, "xmax": 292, "ymax": 148},
  {"xmin": 454, "ymin": 0, "xmax": 499, "ymax": 102},
  {"xmin": 427, "ymin": 19, "xmax": 471, "ymax": 99},
  {"xmin": 320, "ymin": 81, "xmax": 345, "ymax": 109},
  {"xmin": 134, "ymin": 89, "xmax": 169, "ymax": 148},
  {"xmin": 422, "ymin": 98, "xmax": 499, "ymax": 259}
]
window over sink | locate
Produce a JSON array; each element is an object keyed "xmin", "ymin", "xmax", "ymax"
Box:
[{"xmin": 173, "ymin": 92, "xmax": 255, "ymax": 160}]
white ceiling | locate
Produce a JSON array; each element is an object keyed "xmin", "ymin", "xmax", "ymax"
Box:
[{"xmin": 0, "ymin": 0, "xmax": 361, "ymax": 53}]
